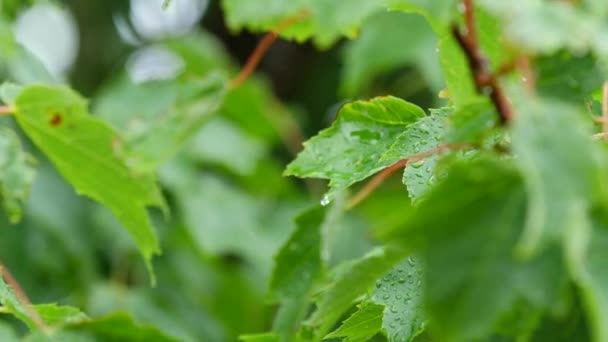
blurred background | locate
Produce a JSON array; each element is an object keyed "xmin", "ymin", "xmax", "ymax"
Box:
[{"xmin": 0, "ymin": 0, "xmax": 442, "ymax": 340}]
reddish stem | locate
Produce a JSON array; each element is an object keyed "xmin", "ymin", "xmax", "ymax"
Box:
[
  {"xmin": 347, "ymin": 144, "xmax": 473, "ymax": 209},
  {"xmin": 0, "ymin": 262, "xmax": 49, "ymax": 333},
  {"xmin": 0, "ymin": 106, "xmax": 13, "ymax": 115},
  {"xmin": 230, "ymin": 11, "xmax": 309, "ymax": 89}
]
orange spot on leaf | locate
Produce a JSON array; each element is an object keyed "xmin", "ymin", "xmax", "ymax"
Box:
[{"xmin": 49, "ymin": 113, "xmax": 62, "ymax": 127}]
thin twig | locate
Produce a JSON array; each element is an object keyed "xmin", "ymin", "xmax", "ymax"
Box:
[
  {"xmin": 0, "ymin": 261, "xmax": 49, "ymax": 333},
  {"xmin": 463, "ymin": 0, "xmax": 477, "ymax": 45},
  {"xmin": 0, "ymin": 106, "xmax": 14, "ymax": 115},
  {"xmin": 602, "ymin": 81, "xmax": 608, "ymax": 140},
  {"xmin": 230, "ymin": 10, "xmax": 309, "ymax": 89},
  {"xmin": 453, "ymin": 0, "xmax": 514, "ymax": 123},
  {"xmin": 346, "ymin": 144, "xmax": 473, "ymax": 209}
]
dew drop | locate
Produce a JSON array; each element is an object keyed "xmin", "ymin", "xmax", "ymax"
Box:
[
  {"xmin": 410, "ymin": 160, "xmax": 424, "ymax": 169},
  {"xmin": 383, "ymin": 294, "xmax": 391, "ymax": 300},
  {"xmin": 398, "ymin": 278, "xmax": 406, "ymax": 284},
  {"xmin": 396, "ymin": 294, "xmax": 402, "ymax": 300},
  {"xmin": 376, "ymin": 280, "xmax": 383, "ymax": 288},
  {"xmin": 407, "ymin": 256, "xmax": 416, "ymax": 266},
  {"xmin": 320, "ymin": 195, "xmax": 331, "ymax": 206},
  {"xmin": 390, "ymin": 306, "xmax": 398, "ymax": 313}
]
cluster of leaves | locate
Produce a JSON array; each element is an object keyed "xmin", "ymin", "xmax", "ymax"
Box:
[{"xmin": 1, "ymin": 0, "xmax": 608, "ymax": 341}]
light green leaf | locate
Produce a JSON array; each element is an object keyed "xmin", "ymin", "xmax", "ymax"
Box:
[
  {"xmin": 0, "ymin": 82, "xmax": 24, "ymax": 106},
  {"xmin": 117, "ymin": 73, "xmax": 228, "ymax": 172},
  {"xmin": 510, "ymin": 92, "xmax": 607, "ymax": 258},
  {"xmin": 324, "ymin": 301, "xmax": 384, "ymax": 342},
  {"xmin": 285, "ymin": 96, "xmax": 425, "ymax": 198},
  {"xmin": 0, "ymin": 128, "xmax": 36, "ymax": 223},
  {"xmin": 306, "ymin": 246, "xmax": 407, "ymax": 340},
  {"xmin": 0, "ymin": 321, "xmax": 18, "ymax": 342},
  {"xmin": 65, "ymin": 312, "xmax": 179, "ymax": 342},
  {"xmin": 371, "ymin": 258, "xmax": 425, "ymax": 342},
  {"xmin": 380, "ymin": 109, "xmax": 446, "ymax": 163},
  {"xmin": 14, "ymin": 85, "xmax": 165, "ymax": 274},
  {"xmin": 221, "ymin": 0, "xmax": 387, "ymax": 48},
  {"xmin": 385, "ymin": 158, "xmax": 567, "ymax": 341},
  {"xmin": 0, "ymin": 272, "xmax": 87, "ymax": 330}
]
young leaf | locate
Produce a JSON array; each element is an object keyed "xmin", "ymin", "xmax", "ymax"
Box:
[
  {"xmin": 0, "ymin": 128, "xmax": 36, "ymax": 223},
  {"xmin": 13, "ymin": 85, "xmax": 166, "ymax": 274},
  {"xmin": 285, "ymin": 96, "xmax": 425, "ymax": 199},
  {"xmin": 220, "ymin": 0, "xmax": 386, "ymax": 48},
  {"xmin": 306, "ymin": 245, "xmax": 407, "ymax": 340},
  {"xmin": 385, "ymin": 158, "xmax": 568, "ymax": 341},
  {"xmin": 371, "ymin": 258, "xmax": 425, "ymax": 341},
  {"xmin": 324, "ymin": 301, "xmax": 384, "ymax": 342}
]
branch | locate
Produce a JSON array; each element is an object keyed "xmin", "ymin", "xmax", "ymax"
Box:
[
  {"xmin": 0, "ymin": 106, "xmax": 14, "ymax": 115},
  {"xmin": 453, "ymin": 0, "xmax": 514, "ymax": 123},
  {"xmin": 0, "ymin": 261, "xmax": 49, "ymax": 333},
  {"xmin": 230, "ymin": 10, "xmax": 309, "ymax": 89},
  {"xmin": 346, "ymin": 144, "xmax": 473, "ymax": 209}
]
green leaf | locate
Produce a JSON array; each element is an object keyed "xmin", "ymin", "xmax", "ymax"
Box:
[
  {"xmin": 0, "ymin": 273, "xmax": 87, "ymax": 330},
  {"xmin": 380, "ymin": 109, "xmax": 446, "ymax": 163},
  {"xmin": 34, "ymin": 304, "xmax": 89, "ymax": 327},
  {"xmin": 306, "ymin": 246, "xmax": 407, "ymax": 339},
  {"xmin": 285, "ymin": 96, "xmax": 425, "ymax": 198},
  {"xmin": 371, "ymin": 258, "xmax": 425, "ymax": 342},
  {"xmin": 324, "ymin": 301, "xmax": 384, "ymax": 342},
  {"xmin": 574, "ymin": 215, "xmax": 608, "ymax": 342},
  {"xmin": 0, "ymin": 127, "xmax": 36, "ymax": 223},
  {"xmin": 220, "ymin": 0, "xmax": 386, "ymax": 48},
  {"xmin": 0, "ymin": 82, "xmax": 24, "ymax": 106},
  {"xmin": 117, "ymin": 73, "xmax": 227, "ymax": 172},
  {"xmin": 341, "ymin": 10, "xmax": 441, "ymax": 96},
  {"xmin": 0, "ymin": 321, "xmax": 18, "ymax": 342},
  {"xmin": 510, "ymin": 92, "xmax": 607, "ymax": 258},
  {"xmin": 65, "ymin": 312, "xmax": 179, "ymax": 342},
  {"xmin": 13, "ymin": 85, "xmax": 166, "ymax": 275},
  {"xmin": 240, "ymin": 333, "xmax": 279, "ymax": 342},
  {"xmin": 269, "ymin": 206, "xmax": 325, "ymax": 341},
  {"xmin": 385, "ymin": 158, "xmax": 567, "ymax": 341}
]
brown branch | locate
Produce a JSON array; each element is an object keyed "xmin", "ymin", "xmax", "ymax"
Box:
[
  {"xmin": 346, "ymin": 144, "xmax": 473, "ymax": 209},
  {"xmin": 0, "ymin": 261, "xmax": 49, "ymax": 333},
  {"xmin": 230, "ymin": 10, "xmax": 309, "ymax": 89},
  {"xmin": 453, "ymin": 0, "xmax": 514, "ymax": 123},
  {"xmin": 463, "ymin": 0, "xmax": 477, "ymax": 46},
  {"xmin": 0, "ymin": 106, "xmax": 14, "ymax": 115}
]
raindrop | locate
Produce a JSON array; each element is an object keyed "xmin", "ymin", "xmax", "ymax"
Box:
[
  {"xmin": 390, "ymin": 306, "xmax": 398, "ymax": 313},
  {"xmin": 410, "ymin": 161, "xmax": 424, "ymax": 169},
  {"xmin": 320, "ymin": 195, "xmax": 331, "ymax": 206},
  {"xmin": 376, "ymin": 280, "xmax": 383, "ymax": 288},
  {"xmin": 407, "ymin": 257, "xmax": 416, "ymax": 266},
  {"xmin": 396, "ymin": 294, "xmax": 402, "ymax": 300},
  {"xmin": 398, "ymin": 278, "xmax": 406, "ymax": 284},
  {"xmin": 383, "ymin": 294, "xmax": 391, "ymax": 300}
]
